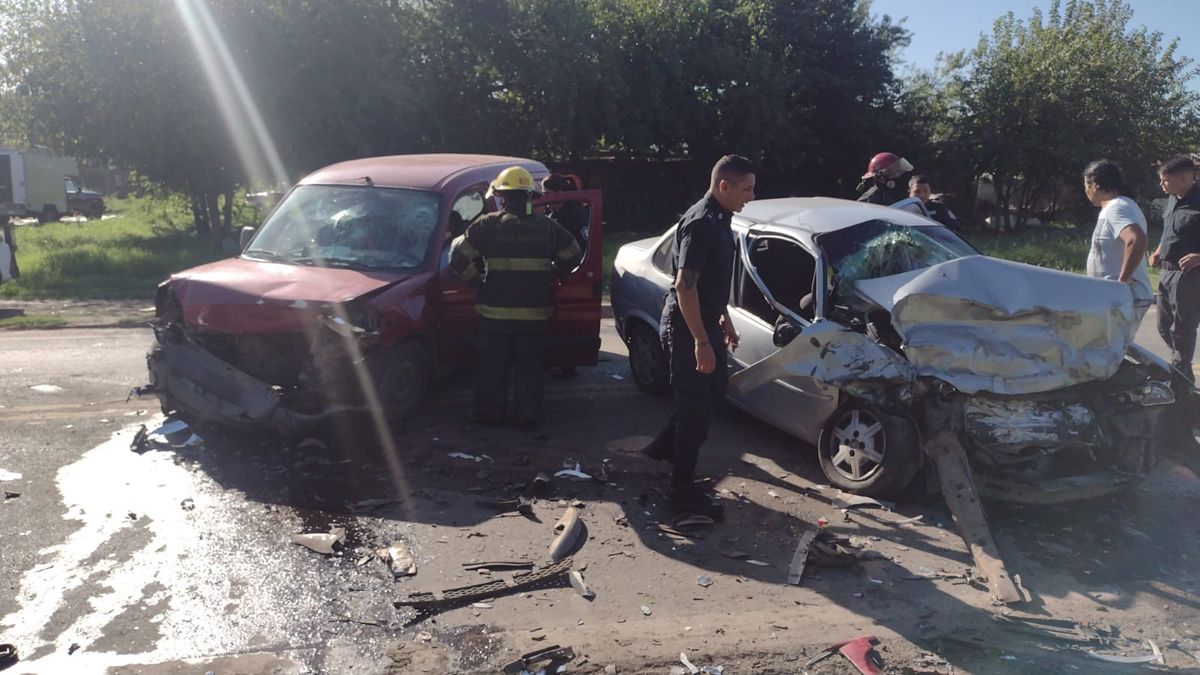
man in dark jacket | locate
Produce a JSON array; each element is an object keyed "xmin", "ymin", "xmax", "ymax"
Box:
[
  {"xmin": 908, "ymin": 175, "xmax": 962, "ymax": 230},
  {"xmin": 1150, "ymin": 156, "xmax": 1200, "ymax": 380},
  {"xmin": 642, "ymin": 154, "xmax": 756, "ymax": 519},
  {"xmin": 449, "ymin": 166, "xmax": 583, "ymax": 428}
]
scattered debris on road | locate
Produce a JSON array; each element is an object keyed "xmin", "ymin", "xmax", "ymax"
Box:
[
  {"xmin": 805, "ymin": 635, "xmax": 884, "ymax": 674},
  {"xmin": 3, "ymin": 491, "xmax": 19, "ymax": 501},
  {"xmin": 30, "ymin": 384, "xmax": 63, "ymax": 393},
  {"xmin": 786, "ymin": 530, "xmax": 818, "ymax": 585},
  {"xmin": 696, "ymin": 575, "xmax": 714, "ymax": 588},
  {"xmin": 180, "ymin": 498, "xmax": 195, "ymax": 511},
  {"xmin": 554, "ymin": 463, "xmax": 593, "ymax": 481},
  {"xmin": 290, "ymin": 527, "xmax": 346, "ymax": 555},
  {"xmin": 548, "ymin": 506, "xmax": 582, "ymax": 562},
  {"xmin": 640, "ymin": 605, "xmax": 652, "ymax": 616},
  {"xmin": 501, "ymin": 645, "xmax": 576, "ymax": 674},
  {"xmin": 569, "ymin": 570, "xmax": 595, "ymax": 599},
  {"xmin": 462, "ymin": 560, "xmax": 534, "ymax": 572},
  {"xmin": 394, "ymin": 556, "xmax": 574, "ymax": 611},
  {"xmin": 381, "ymin": 541, "xmax": 417, "ymax": 578},
  {"xmin": 0, "ymin": 469, "xmax": 20, "ymax": 481},
  {"xmin": 129, "ymin": 424, "xmax": 149, "ymax": 453},
  {"xmin": 447, "ymin": 452, "xmax": 494, "ymax": 463},
  {"xmin": 0, "ymin": 643, "xmax": 17, "ymax": 670}
]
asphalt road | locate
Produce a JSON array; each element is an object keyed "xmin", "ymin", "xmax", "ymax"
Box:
[{"xmin": 2, "ymin": 312, "xmax": 1199, "ymax": 673}]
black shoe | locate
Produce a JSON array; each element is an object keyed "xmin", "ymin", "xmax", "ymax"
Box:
[
  {"xmin": 641, "ymin": 440, "xmax": 672, "ymax": 462},
  {"xmin": 670, "ymin": 486, "xmax": 724, "ymax": 521}
]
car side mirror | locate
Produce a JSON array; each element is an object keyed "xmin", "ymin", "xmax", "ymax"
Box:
[{"xmin": 239, "ymin": 226, "xmax": 256, "ymax": 251}]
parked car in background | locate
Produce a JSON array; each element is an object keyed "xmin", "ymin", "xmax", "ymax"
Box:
[
  {"xmin": 611, "ymin": 197, "xmax": 1189, "ymax": 502},
  {"xmin": 65, "ymin": 176, "xmax": 106, "ymax": 220},
  {"xmin": 145, "ymin": 154, "xmax": 604, "ymax": 437}
]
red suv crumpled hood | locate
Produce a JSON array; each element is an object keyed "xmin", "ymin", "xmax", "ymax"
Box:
[{"xmin": 167, "ymin": 257, "xmax": 407, "ymax": 334}]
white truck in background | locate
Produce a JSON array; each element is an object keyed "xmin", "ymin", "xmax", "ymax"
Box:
[{"xmin": 1, "ymin": 148, "xmax": 79, "ymax": 223}]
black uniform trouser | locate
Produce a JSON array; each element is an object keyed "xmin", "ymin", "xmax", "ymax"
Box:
[
  {"xmin": 1157, "ymin": 269, "xmax": 1200, "ymax": 375},
  {"xmin": 474, "ymin": 318, "xmax": 549, "ymax": 422},
  {"xmin": 651, "ymin": 309, "xmax": 727, "ymax": 490}
]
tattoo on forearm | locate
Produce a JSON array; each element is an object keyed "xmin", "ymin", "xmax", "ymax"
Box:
[{"xmin": 680, "ymin": 270, "xmax": 699, "ymax": 290}]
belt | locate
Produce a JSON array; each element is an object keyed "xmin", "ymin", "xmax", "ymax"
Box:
[{"xmin": 1161, "ymin": 260, "xmax": 1182, "ymax": 271}]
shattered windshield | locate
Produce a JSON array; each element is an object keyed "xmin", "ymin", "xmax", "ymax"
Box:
[
  {"xmin": 819, "ymin": 219, "xmax": 976, "ymax": 283},
  {"xmin": 244, "ymin": 185, "xmax": 440, "ymax": 271}
]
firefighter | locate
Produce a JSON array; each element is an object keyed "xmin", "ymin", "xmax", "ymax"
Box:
[
  {"xmin": 857, "ymin": 152, "xmax": 913, "ymax": 205},
  {"xmin": 449, "ymin": 166, "xmax": 583, "ymax": 429}
]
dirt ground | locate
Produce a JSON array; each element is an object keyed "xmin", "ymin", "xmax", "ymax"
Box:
[{"xmin": 2, "ymin": 318, "xmax": 1200, "ymax": 673}]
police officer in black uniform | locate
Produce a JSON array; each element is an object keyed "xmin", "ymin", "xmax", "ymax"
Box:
[
  {"xmin": 642, "ymin": 155, "xmax": 756, "ymax": 519},
  {"xmin": 449, "ymin": 166, "xmax": 583, "ymax": 428},
  {"xmin": 1150, "ymin": 155, "xmax": 1200, "ymax": 379}
]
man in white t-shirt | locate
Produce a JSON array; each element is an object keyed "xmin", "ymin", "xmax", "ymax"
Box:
[{"xmin": 1083, "ymin": 160, "xmax": 1152, "ymax": 333}]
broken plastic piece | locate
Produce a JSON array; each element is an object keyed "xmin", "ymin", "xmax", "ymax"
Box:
[
  {"xmin": 1085, "ymin": 650, "xmax": 1164, "ymax": 665},
  {"xmin": 290, "ymin": 527, "xmax": 345, "ymax": 555},
  {"xmin": 831, "ymin": 490, "xmax": 893, "ymax": 510},
  {"xmin": 640, "ymin": 605, "xmax": 652, "ymax": 616},
  {"xmin": 787, "ymin": 530, "xmax": 818, "ymax": 585},
  {"xmin": 395, "ymin": 556, "xmax": 574, "ymax": 611},
  {"xmin": 462, "ymin": 560, "xmax": 534, "ymax": 571},
  {"xmin": 0, "ymin": 643, "xmax": 17, "ymax": 670},
  {"xmin": 679, "ymin": 652, "xmax": 699, "ymax": 674},
  {"xmin": 554, "ymin": 464, "xmax": 593, "ymax": 481},
  {"xmin": 548, "ymin": 506, "xmax": 582, "ymax": 562},
  {"xmin": 673, "ymin": 514, "xmax": 716, "ymax": 529},
  {"xmin": 745, "ymin": 559, "xmax": 770, "ymax": 567},
  {"xmin": 382, "ymin": 541, "xmax": 417, "ymax": 578},
  {"xmin": 129, "ymin": 425, "xmax": 149, "ymax": 454},
  {"xmin": 569, "ymin": 570, "xmax": 595, "ymax": 600},
  {"xmin": 448, "ymin": 451, "xmax": 492, "ymax": 463},
  {"xmin": 696, "ymin": 575, "xmax": 714, "ymax": 588},
  {"xmin": 502, "ymin": 645, "xmax": 576, "ymax": 674}
]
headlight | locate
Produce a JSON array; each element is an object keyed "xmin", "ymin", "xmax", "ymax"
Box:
[{"xmin": 1113, "ymin": 381, "xmax": 1175, "ymax": 407}]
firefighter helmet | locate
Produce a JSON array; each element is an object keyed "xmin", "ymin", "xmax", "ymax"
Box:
[
  {"xmin": 486, "ymin": 166, "xmax": 540, "ymax": 198},
  {"xmin": 861, "ymin": 152, "xmax": 914, "ymax": 180}
]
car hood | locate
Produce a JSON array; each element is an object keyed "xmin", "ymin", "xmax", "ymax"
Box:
[
  {"xmin": 167, "ymin": 257, "xmax": 408, "ymax": 334},
  {"xmin": 854, "ymin": 255, "xmax": 1135, "ymax": 395}
]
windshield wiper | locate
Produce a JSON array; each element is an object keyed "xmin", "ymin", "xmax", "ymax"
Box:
[
  {"xmin": 291, "ymin": 256, "xmax": 361, "ymax": 269},
  {"xmin": 243, "ymin": 249, "xmax": 291, "ymax": 264}
]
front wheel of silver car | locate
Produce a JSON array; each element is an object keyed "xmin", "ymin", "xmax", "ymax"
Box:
[
  {"xmin": 627, "ymin": 322, "xmax": 670, "ymax": 396},
  {"xmin": 818, "ymin": 402, "xmax": 919, "ymax": 498}
]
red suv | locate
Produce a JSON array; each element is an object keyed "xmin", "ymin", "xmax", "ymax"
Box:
[{"xmin": 146, "ymin": 154, "xmax": 603, "ymax": 436}]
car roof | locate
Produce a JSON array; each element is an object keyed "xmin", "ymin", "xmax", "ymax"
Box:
[
  {"xmin": 735, "ymin": 197, "xmax": 938, "ymax": 234},
  {"xmin": 298, "ymin": 154, "xmax": 549, "ymax": 192}
]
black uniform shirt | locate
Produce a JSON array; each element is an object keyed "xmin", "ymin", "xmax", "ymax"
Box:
[
  {"xmin": 665, "ymin": 192, "xmax": 734, "ymax": 324},
  {"xmin": 1160, "ymin": 184, "xmax": 1200, "ymax": 265}
]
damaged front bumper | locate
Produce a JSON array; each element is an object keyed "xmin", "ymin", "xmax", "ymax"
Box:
[
  {"xmin": 974, "ymin": 469, "xmax": 1144, "ymax": 505},
  {"xmin": 145, "ymin": 333, "xmax": 323, "ymax": 438}
]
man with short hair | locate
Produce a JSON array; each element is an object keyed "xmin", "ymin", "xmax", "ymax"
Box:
[
  {"xmin": 1149, "ymin": 156, "xmax": 1200, "ymax": 378},
  {"xmin": 449, "ymin": 166, "xmax": 583, "ymax": 428},
  {"xmin": 1082, "ymin": 160, "xmax": 1152, "ymax": 334},
  {"xmin": 908, "ymin": 174, "xmax": 962, "ymax": 231},
  {"xmin": 642, "ymin": 155, "xmax": 756, "ymax": 519}
]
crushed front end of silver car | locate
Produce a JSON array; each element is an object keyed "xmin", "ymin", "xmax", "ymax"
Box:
[{"xmin": 731, "ymin": 254, "xmax": 1182, "ymax": 604}]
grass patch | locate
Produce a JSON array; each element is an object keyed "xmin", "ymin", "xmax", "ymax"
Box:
[
  {"xmin": 0, "ymin": 313, "xmax": 69, "ymax": 330},
  {"xmin": 0, "ymin": 195, "xmax": 230, "ymax": 300},
  {"xmin": 964, "ymin": 222, "xmax": 1160, "ymax": 286}
]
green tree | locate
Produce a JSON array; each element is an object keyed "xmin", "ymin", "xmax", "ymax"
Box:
[{"xmin": 948, "ymin": 0, "xmax": 1199, "ymax": 227}]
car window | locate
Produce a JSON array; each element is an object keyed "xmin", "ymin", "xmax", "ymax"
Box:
[
  {"xmin": 818, "ymin": 219, "xmax": 975, "ymax": 284},
  {"xmin": 64, "ymin": 177, "xmax": 78, "ymax": 193},
  {"xmin": 245, "ymin": 184, "xmax": 440, "ymax": 272},
  {"xmin": 651, "ymin": 228, "xmax": 675, "ymax": 274},
  {"xmin": 735, "ymin": 235, "xmax": 816, "ymax": 324}
]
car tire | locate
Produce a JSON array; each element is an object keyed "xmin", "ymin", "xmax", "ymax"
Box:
[
  {"xmin": 817, "ymin": 401, "xmax": 920, "ymax": 498},
  {"xmin": 372, "ymin": 340, "xmax": 431, "ymax": 419},
  {"xmin": 626, "ymin": 322, "xmax": 670, "ymax": 396},
  {"xmin": 37, "ymin": 206, "xmax": 60, "ymax": 224}
]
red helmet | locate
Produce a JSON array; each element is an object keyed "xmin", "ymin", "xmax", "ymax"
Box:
[{"xmin": 862, "ymin": 152, "xmax": 914, "ymax": 180}]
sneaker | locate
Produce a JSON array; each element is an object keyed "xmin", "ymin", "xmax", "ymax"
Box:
[
  {"xmin": 640, "ymin": 440, "xmax": 672, "ymax": 462},
  {"xmin": 670, "ymin": 486, "xmax": 724, "ymax": 521}
]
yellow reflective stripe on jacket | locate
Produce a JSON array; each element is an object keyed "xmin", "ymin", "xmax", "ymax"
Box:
[
  {"xmin": 487, "ymin": 257, "xmax": 554, "ymax": 272},
  {"xmin": 476, "ymin": 304, "xmax": 554, "ymax": 320}
]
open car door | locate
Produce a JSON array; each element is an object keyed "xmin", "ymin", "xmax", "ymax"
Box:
[{"xmin": 539, "ymin": 189, "xmax": 603, "ymax": 367}]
